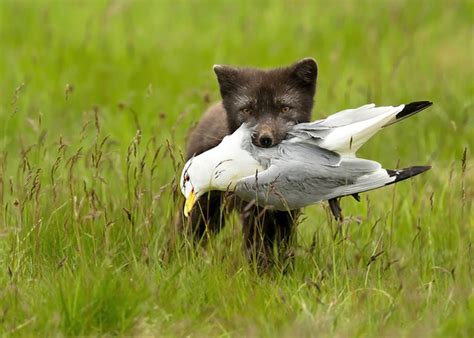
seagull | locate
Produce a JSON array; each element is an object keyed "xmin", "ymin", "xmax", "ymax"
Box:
[{"xmin": 180, "ymin": 101, "xmax": 432, "ymax": 220}]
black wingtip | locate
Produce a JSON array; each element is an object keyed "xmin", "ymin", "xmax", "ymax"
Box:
[
  {"xmin": 386, "ymin": 165, "xmax": 431, "ymax": 183},
  {"xmin": 396, "ymin": 101, "xmax": 433, "ymax": 120}
]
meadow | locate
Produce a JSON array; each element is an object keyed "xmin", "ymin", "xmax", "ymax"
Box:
[{"xmin": 0, "ymin": 0, "xmax": 473, "ymax": 336}]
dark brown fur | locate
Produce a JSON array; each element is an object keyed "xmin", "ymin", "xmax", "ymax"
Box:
[{"xmin": 184, "ymin": 58, "xmax": 318, "ymax": 268}]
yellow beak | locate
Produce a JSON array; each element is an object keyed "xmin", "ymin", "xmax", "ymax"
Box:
[{"xmin": 184, "ymin": 190, "xmax": 198, "ymax": 217}]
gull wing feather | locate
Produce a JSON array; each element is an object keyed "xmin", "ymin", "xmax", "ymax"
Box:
[
  {"xmin": 287, "ymin": 101, "xmax": 432, "ymax": 156},
  {"xmin": 236, "ymin": 151, "xmax": 429, "ymax": 211},
  {"xmin": 236, "ymin": 142, "xmax": 387, "ymax": 210}
]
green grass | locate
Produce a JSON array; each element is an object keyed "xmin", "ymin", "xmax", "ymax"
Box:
[{"xmin": 0, "ymin": 0, "xmax": 473, "ymax": 336}]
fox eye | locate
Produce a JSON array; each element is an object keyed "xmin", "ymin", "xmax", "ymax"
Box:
[
  {"xmin": 241, "ymin": 108, "xmax": 251, "ymax": 114},
  {"xmin": 281, "ymin": 106, "xmax": 290, "ymax": 113}
]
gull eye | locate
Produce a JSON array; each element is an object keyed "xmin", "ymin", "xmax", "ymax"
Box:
[
  {"xmin": 184, "ymin": 174, "xmax": 190, "ymax": 182},
  {"xmin": 241, "ymin": 108, "xmax": 251, "ymax": 114},
  {"xmin": 281, "ymin": 106, "xmax": 290, "ymax": 113}
]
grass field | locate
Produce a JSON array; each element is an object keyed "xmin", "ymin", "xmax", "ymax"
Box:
[{"xmin": 0, "ymin": 0, "xmax": 473, "ymax": 336}]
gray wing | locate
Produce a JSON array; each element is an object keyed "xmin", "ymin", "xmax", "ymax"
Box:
[{"xmin": 236, "ymin": 142, "xmax": 392, "ymax": 210}]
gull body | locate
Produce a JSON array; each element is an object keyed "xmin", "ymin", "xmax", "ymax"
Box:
[{"xmin": 180, "ymin": 101, "xmax": 432, "ymax": 216}]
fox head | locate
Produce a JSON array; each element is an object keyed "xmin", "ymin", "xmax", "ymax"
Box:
[{"xmin": 213, "ymin": 58, "xmax": 317, "ymax": 148}]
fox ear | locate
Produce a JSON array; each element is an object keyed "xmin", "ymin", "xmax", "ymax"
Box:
[
  {"xmin": 291, "ymin": 58, "xmax": 318, "ymax": 86},
  {"xmin": 213, "ymin": 64, "xmax": 240, "ymax": 97}
]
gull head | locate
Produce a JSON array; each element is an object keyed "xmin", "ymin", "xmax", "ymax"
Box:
[
  {"xmin": 180, "ymin": 155, "xmax": 243, "ymax": 217},
  {"xmin": 180, "ymin": 155, "xmax": 214, "ymax": 218},
  {"xmin": 180, "ymin": 125, "xmax": 263, "ymax": 217}
]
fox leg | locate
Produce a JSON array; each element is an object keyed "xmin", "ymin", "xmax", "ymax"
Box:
[{"xmin": 241, "ymin": 202, "xmax": 298, "ymax": 271}]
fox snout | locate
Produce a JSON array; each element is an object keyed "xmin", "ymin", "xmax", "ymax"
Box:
[
  {"xmin": 252, "ymin": 122, "xmax": 290, "ymax": 148},
  {"xmin": 258, "ymin": 134, "xmax": 274, "ymax": 148}
]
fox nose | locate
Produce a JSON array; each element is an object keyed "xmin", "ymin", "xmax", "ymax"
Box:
[{"xmin": 258, "ymin": 135, "xmax": 274, "ymax": 148}]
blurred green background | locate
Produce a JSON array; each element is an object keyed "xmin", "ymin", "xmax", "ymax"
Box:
[
  {"xmin": 0, "ymin": 0, "xmax": 472, "ymax": 336},
  {"xmin": 1, "ymin": 0, "xmax": 472, "ymax": 157}
]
